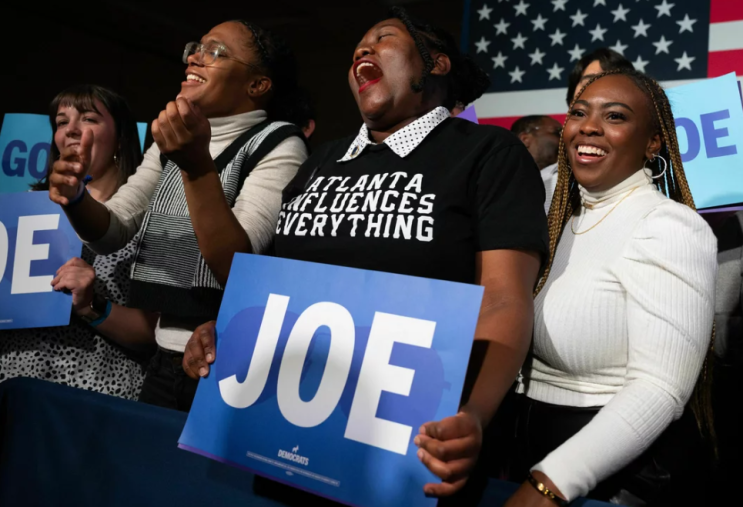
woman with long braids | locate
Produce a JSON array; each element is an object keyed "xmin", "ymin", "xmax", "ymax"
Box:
[
  {"xmin": 505, "ymin": 69, "xmax": 716, "ymax": 506},
  {"xmin": 48, "ymin": 21, "xmax": 308, "ymax": 410},
  {"xmin": 183, "ymin": 7, "xmax": 549, "ymax": 501}
]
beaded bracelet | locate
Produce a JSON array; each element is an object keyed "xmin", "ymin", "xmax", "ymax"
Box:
[{"xmin": 527, "ymin": 473, "xmax": 569, "ymax": 506}]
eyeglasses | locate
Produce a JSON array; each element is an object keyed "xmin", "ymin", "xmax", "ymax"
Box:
[
  {"xmin": 183, "ymin": 42, "xmax": 258, "ymax": 69},
  {"xmin": 527, "ymin": 125, "xmax": 563, "ymax": 137}
]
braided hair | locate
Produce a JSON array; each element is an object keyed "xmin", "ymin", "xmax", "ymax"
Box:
[
  {"xmin": 232, "ymin": 20, "xmax": 302, "ymax": 124},
  {"xmin": 537, "ymin": 68, "xmax": 716, "ymax": 445},
  {"xmin": 388, "ymin": 7, "xmax": 490, "ymax": 110}
]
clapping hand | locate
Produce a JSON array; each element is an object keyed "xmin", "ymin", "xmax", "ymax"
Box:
[{"xmin": 151, "ymin": 97, "xmax": 211, "ymax": 173}]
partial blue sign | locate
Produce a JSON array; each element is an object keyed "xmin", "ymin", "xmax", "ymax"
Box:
[
  {"xmin": 179, "ymin": 254, "xmax": 484, "ymax": 507},
  {"xmin": 0, "ymin": 113, "xmax": 147, "ymax": 194},
  {"xmin": 667, "ymin": 73, "xmax": 743, "ymax": 209},
  {"xmin": 456, "ymin": 105, "xmax": 479, "ymax": 124},
  {"xmin": 0, "ymin": 191, "xmax": 82, "ymax": 330}
]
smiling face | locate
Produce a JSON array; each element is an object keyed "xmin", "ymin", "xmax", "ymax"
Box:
[
  {"xmin": 349, "ymin": 19, "xmax": 448, "ymax": 134},
  {"xmin": 179, "ymin": 22, "xmax": 266, "ymax": 118},
  {"xmin": 564, "ymin": 74, "xmax": 662, "ymax": 192},
  {"xmin": 54, "ymin": 100, "xmax": 118, "ymax": 178}
]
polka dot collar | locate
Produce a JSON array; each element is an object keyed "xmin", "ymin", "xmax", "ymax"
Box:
[{"xmin": 338, "ymin": 106, "xmax": 451, "ymax": 162}]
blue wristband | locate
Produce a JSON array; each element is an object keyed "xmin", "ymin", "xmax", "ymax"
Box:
[
  {"xmin": 89, "ymin": 300, "xmax": 112, "ymax": 327},
  {"xmin": 65, "ymin": 176, "xmax": 93, "ymax": 207}
]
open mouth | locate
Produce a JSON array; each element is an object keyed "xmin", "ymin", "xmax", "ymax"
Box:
[
  {"xmin": 354, "ymin": 60, "xmax": 384, "ymax": 93},
  {"xmin": 185, "ymin": 73, "xmax": 207, "ymax": 85},
  {"xmin": 575, "ymin": 144, "xmax": 608, "ymax": 163}
]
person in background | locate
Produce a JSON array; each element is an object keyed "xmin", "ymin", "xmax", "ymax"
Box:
[
  {"xmin": 0, "ymin": 84, "xmax": 156, "ymax": 400},
  {"xmin": 183, "ymin": 7, "xmax": 549, "ymax": 503},
  {"xmin": 709, "ymin": 211, "xmax": 743, "ymax": 500},
  {"xmin": 451, "ymin": 100, "xmax": 466, "ymax": 116},
  {"xmin": 291, "ymin": 88, "xmax": 317, "ymax": 139},
  {"xmin": 48, "ymin": 21, "xmax": 308, "ymax": 411},
  {"xmin": 566, "ymin": 48, "xmax": 634, "ymax": 105},
  {"xmin": 505, "ymin": 69, "xmax": 716, "ymax": 506},
  {"xmin": 511, "ymin": 115, "xmax": 562, "ymax": 214}
]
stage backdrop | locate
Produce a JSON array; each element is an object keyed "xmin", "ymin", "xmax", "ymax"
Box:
[{"xmin": 463, "ymin": 0, "xmax": 743, "ymax": 128}]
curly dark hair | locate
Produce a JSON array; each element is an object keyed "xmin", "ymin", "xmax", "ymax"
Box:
[
  {"xmin": 388, "ymin": 7, "xmax": 491, "ymax": 110},
  {"xmin": 232, "ymin": 20, "xmax": 304, "ymax": 125},
  {"xmin": 540, "ymin": 68, "xmax": 716, "ymax": 448}
]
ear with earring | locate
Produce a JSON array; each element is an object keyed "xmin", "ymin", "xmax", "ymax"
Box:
[{"xmin": 645, "ymin": 152, "xmax": 668, "ymax": 180}]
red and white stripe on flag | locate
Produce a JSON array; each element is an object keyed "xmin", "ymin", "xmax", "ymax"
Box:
[{"xmin": 475, "ymin": 0, "xmax": 743, "ymax": 130}]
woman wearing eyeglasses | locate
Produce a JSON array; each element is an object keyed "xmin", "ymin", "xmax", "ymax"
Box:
[{"xmin": 48, "ymin": 21, "xmax": 309, "ymax": 411}]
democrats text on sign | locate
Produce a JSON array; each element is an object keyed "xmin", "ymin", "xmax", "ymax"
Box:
[
  {"xmin": 179, "ymin": 254, "xmax": 484, "ymax": 507},
  {"xmin": 667, "ymin": 73, "xmax": 743, "ymax": 209},
  {"xmin": 0, "ymin": 113, "xmax": 147, "ymax": 194},
  {"xmin": 0, "ymin": 192, "xmax": 82, "ymax": 330}
]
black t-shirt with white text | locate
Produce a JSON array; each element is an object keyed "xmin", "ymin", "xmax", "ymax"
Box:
[{"xmin": 274, "ymin": 118, "xmax": 548, "ymax": 285}]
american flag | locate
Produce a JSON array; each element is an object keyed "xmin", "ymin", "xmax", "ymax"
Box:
[{"xmin": 463, "ymin": 0, "xmax": 743, "ymax": 128}]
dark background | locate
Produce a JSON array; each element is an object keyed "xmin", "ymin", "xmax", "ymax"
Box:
[{"xmin": 1, "ymin": 0, "xmax": 465, "ymax": 148}]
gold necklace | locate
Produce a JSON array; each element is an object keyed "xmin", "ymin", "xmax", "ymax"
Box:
[{"xmin": 571, "ymin": 186, "xmax": 640, "ymax": 235}]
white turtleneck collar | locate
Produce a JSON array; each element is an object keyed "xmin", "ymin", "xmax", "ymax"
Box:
[
  {"xmin": 204, "ymin": 110, "xmax": 268, "ymax": 158},
  {"xmin": 208, "ymin": 110, "xmax": 267, "ymax": 139},
  {"xmin": 579, "ymin": 168, "xmax": 653, "ymax": 210}
]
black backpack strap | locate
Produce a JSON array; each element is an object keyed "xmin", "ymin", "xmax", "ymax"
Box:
[{"xmin": 234, "ymin": 122, "xmax": 305, "ymax": 196}]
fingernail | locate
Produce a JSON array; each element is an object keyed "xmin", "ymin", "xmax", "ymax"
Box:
[
  {"xmin": 199, "ymin": 367, "xmax": 208, "ymax": 377},
  {"xmin": 414, "ymin": 436, "xmax": 420, "ymax": 446},
  {"xmin": 419, "ymin": 425, "xmax": 427, "ymax": 435},
  {"xmin": 206, "ymin": 353, "xmax": 213, "ymax": 362},
  {"xmin": 417, "ymin": 448, "xmax": 424, "ymax": 459}
]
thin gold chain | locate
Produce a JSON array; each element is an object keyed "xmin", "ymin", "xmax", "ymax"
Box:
[{"xmin": 571, "ymin": 186, "xmax": 640, "ymax": 235}]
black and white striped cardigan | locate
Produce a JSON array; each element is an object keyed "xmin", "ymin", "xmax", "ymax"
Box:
[{"xmin": 127, "ymin": 120, "xmax": 303, "ymax": 320}]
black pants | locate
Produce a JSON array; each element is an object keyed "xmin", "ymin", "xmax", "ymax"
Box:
[
  {"xmin": 510, "ymin": 395, "xmax": 711, "ymax": 506},
  {"xmin": 137, "ymin": 347, "xmax": 199, "ymax": 412}
]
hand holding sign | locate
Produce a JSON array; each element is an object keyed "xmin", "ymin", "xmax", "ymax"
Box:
[
  {"xmin": 183, "ymin": 320, "xmax": 217, "ymax": 379},
  {"xmin": 51, "ymin": 257, "xmax": 95, "ymax": 313},
  {"xmin": 48, "ymin": 129, "xmax": 93, "ymax": 206},
  {"xmin": 151, "ymin": 97, "xmax": 211, "ymax": 173},
  {"xmin": 414, "ymin": 411, "xmax": 483, "ymax": 497}
]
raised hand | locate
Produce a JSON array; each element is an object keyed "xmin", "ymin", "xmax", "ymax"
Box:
[
  {"xmin": 151, "ymin": 97, "xmax": 211, "ymax": 173},
  {"xmin": 49, "ymin": 129, "xmax": 93, "ymax": 206}
]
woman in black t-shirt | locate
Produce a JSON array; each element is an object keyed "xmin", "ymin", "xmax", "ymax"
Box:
[{"xmin": 183, "ymin": 7, "xmax": 549, "ymax": 500}]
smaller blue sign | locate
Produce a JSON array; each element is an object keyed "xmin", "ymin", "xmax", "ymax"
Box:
[
  {"xmin": 179, "ymin": 254, "xmax": 484, "ymax": 507},
  {"xmin": 0, "ymin": 191, "xmax": 83, "ymax": 330},
  {"xmin": 666, "ymin": 73, "xmax": 743, "ymax": 209},
  {"xmin": 0, "ymin": 113, "xmax": 147, "ymax": 194}
]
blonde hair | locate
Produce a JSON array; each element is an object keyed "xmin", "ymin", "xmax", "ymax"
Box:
[{"xmin": 535, "ymin": 69, "xmax": 715, "ymax": 445}]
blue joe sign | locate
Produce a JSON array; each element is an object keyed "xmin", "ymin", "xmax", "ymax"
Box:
[
  {"xmin": 179, "ymin": 254, "xmax": 484, "ymax": 507},
  {"xmin": 0, "ymin": 113, "xmax": 147, "ymax": 194},
  {"xmin": 666, "ymin": 73, "xmax": 743, "ymax": 209},
  {"xmin": 0, "ymin": 191, "xmax": 82, "ymax": 330}
]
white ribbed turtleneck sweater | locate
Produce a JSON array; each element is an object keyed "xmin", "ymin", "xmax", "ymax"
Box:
[{"xmin": 518, "ymin": 169, "xmax": 717, "ymax": 500}]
